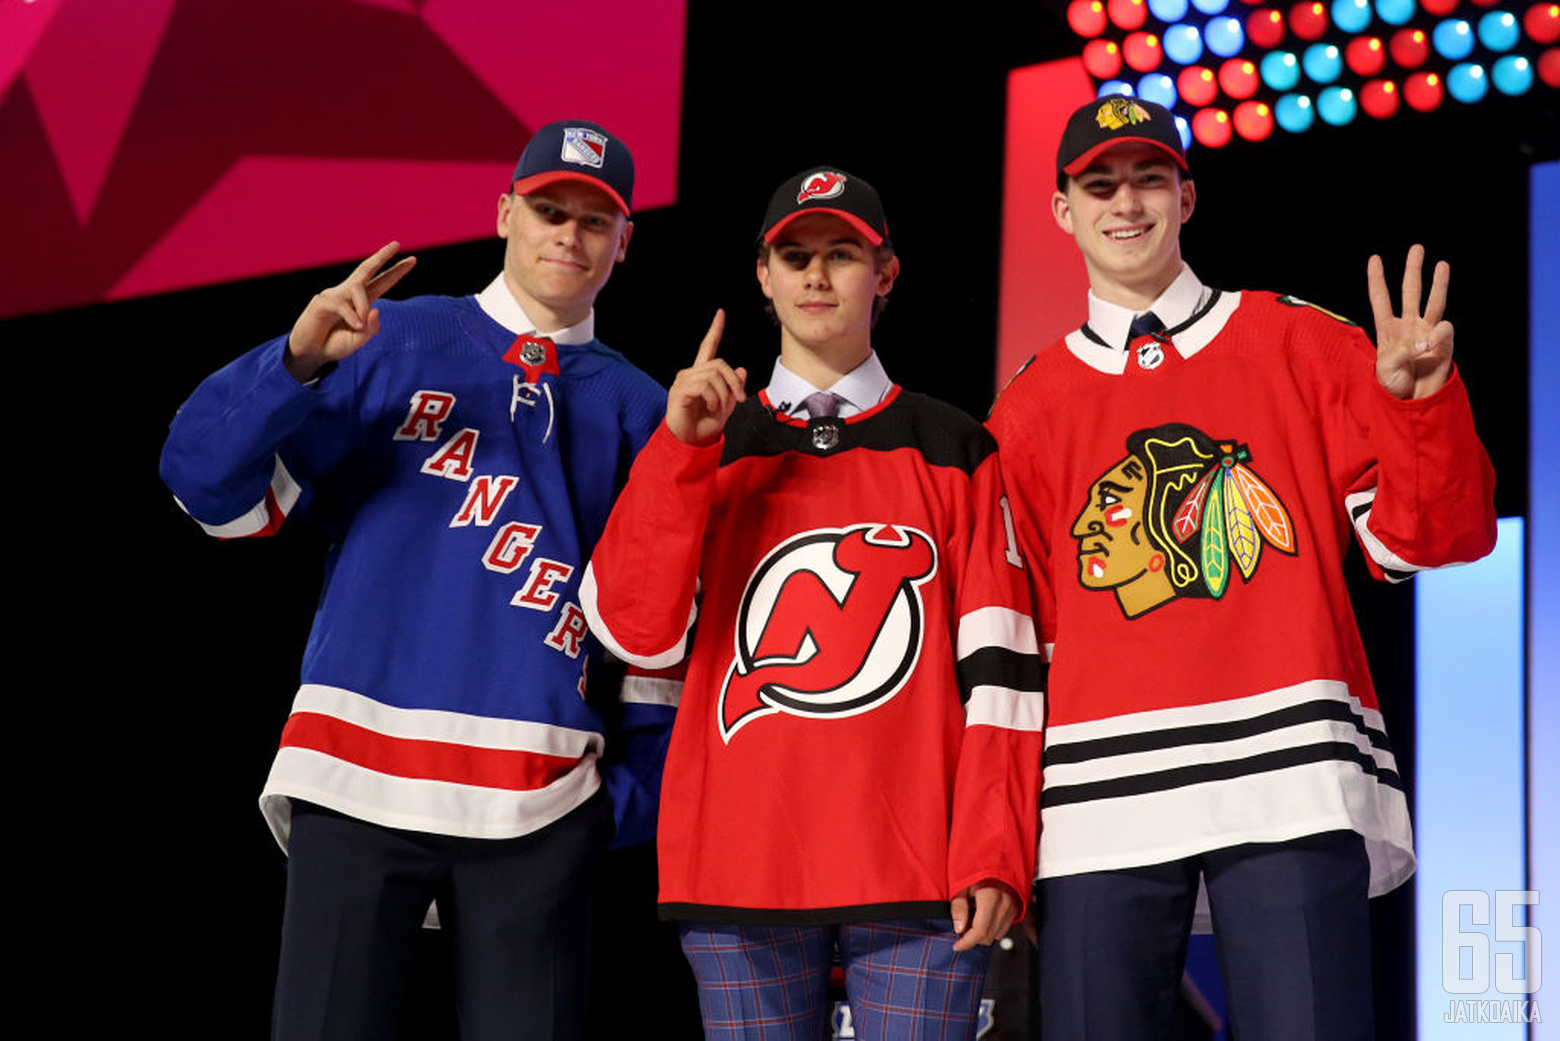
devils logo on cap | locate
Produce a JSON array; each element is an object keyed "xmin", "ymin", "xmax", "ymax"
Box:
[{"xmin": 797, "ymin": 171, "xmax": 847, "ymax": 203}]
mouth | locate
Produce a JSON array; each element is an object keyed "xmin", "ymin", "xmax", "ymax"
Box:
[
  {"xmin": 541, "ymin": 257, "xmax": 587, "ymax": 270},
  {"xmin": 796, "ymin": 300, "xmax": 836, "ymax": 314},
  {"xmin": 1082, "ymin": 555, "xmax": 1108, "ymax": 579},
  {"xmin": 1103, "ymin": 224, "xmax": 1152, "ymax": 242}
]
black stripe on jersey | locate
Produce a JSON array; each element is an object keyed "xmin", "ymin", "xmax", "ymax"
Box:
[
  {"xmin": 1041, "ymin": 740, "xmax": 1403, "ymax": 809},
  {"xmin": 1350, "ymin": 500, "xmax": 1372, "ymax": 523},
  {"xmin": 658, "ymin": 899, "xmax": 950, "ymax": 925},
  {"xmin": 955, "ymin": 647, "xmax": 1048, "ymax": 704},
  {"xmin": 720, "ymin": 392, "xmax": 995, "ymax": 475},
  {"xmin": 1043, "ymin": 697, "xmax": 1391, "ymax": 768}
]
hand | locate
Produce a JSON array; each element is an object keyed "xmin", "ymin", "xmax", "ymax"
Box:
[
  {"xmin": 951, "ymin": 881, "xmax": 1019, "ymax": 952},
  {"xmin": 1367, "ymin": 244, "xmax": 1453, "ymax": 400},
  {"xmin": 286, "ymin": 241, "xmax": 417, "ymax": 382},
  {"xmin": 666, "ymin": 309, "xmax": 746, "ymax": 445}
]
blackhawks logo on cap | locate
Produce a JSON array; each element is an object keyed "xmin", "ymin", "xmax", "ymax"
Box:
[
  {"xmin": 1096, "ymin": 97, "xmax": 1153, "ymax": 130},
  {"xmin": 560, "ymin": 126, "xmax": 607, "ymax": 168},
  {"xmin": 797, "ymin": 171, "xmax": 847, "ymax": 203}
]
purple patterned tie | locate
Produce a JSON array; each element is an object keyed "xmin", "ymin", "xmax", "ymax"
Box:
[{"xmin": 800, "ymin": 391, "xmax": 843, "ymax": 419}]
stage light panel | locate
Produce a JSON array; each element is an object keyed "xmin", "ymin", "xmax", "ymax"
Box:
[
  {"xmin": 1192, "ymin": 0, "xmax": 1233, "ymax": 13},
  {"xmin": 1492, "ymin": 51, "xmax": 1536, "ymax": 86},
  {"xmin": 1305, "ymin": 41, "xmax": 1346, "ymax": 78},
  {"xmin": 1360, "ymin": 76, "xmax": 1404, "ymax": 112},
  {"xmin": 1318, "ymin": 82, "xmax": 1359, "ymax": 119},
  {"xmin": 1139, "ymin": 71, "xmax": 1182, "ymax": 103},
  {"xmin": 1233, "ymin": 98, "xmax": 1278, "ymax": 134},
  {"xmin": 1151, "ymin": 0, "xmax": 1193, "ymax": 21},
  {"xmin": 1447, "ymin": 58, "xmax": 1490, "ymax": 95},
  {"xmin": 1206, "ymin": 14, "xmax": 1249, "ymax": 51},
  {"xmin": 1084, "ymin": 38, "xmax": 1126, "ymax": 77},
  {"xmin": 1070, "ymin": 0, "xmax": 1111, "ymax": 36},
  {"xmin": 1248, "ymin": 7, "xmax": 1289, "ymax": 44},
  {"xmin": 1376, "ymin": 0, "xmax": 1419, "ymax": 22},
  {"xmin": 1335, "ymin": 0, "xmax": 1375, "ymax": 31},
  {"xmin": 1290, "ymin": 1, "xmax": 1332, "ymax": 38},
  {"xmin": 1124, "ymin": 30, "xmax": 1167, "ymax": 68},
  {"xmin": 1346, "ymin": 35, "xmax": 1389, "ymax": 72},
  {"xmin": 1262, "ymin": 48, "xmax": 1305, "ymax": 85},
  {"xmin": 1528, "ymin": 2, "xmax": 1560, "ymax": 43},
  {"xmin": 1099, "ymin": 77, "xmax": 1138, "ymax": 94},
  {"xmin": 1433, "ymin": 17, "xmax": 1476, "ymax": 57},
  {"xmin": 1478, "ymin": 8, "xmax": 1522, "ymax": 45},
  {"xmin": 1390, "ymin": 27, "xmax": 1432, "ymax": 65},
  {"xmin": 1404, "ymin": 67, "xmax": 1448, "ymax": 104},
  {"xmin": 1540, "ymin": 45, "xmax": 1560, "ymax": 83},
  {"xmin": 1164, "ymin": 22, "xmax": 1208, "ymax": 60},
  {"xmin": 1109, "ymin": 0, "xmax": 1152, "ymax": 29},
  {"xmin": 1179, "ymin": 63, "xmax": 1223, "ymax": 100},
  {"xmin": 1276, "ymin": 90, "xmax": 1318, "ymax": 126},
  {"xmin": 1192, "ymin": 105, "xmax": 1235, "ymax": 142}
]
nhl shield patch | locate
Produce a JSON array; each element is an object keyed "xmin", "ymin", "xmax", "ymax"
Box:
[{"xmin": 560, "ymin": 127, "xmax": 607, "ymax": 168}]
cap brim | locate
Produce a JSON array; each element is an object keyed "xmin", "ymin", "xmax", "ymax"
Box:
[
  {"xmin": 762, "ymin": 208, "xmax": 884, "ymax": 246},
  {"xmin": 1062, "ymin": 137, "xmax": 1189, "ymax": 176},
  {"xmin": 513, "ymin": 171, "xmax": 630, "ymax": 216}
]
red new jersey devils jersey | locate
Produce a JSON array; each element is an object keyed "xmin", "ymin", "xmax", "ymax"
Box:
[{"xmin": 582, "ymin": 387, "xmax": 1045, "ymax": 924}]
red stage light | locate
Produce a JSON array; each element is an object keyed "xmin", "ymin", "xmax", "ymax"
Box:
[
  {"xmin": 1468, "ymin": 0, "xmax": 1500, "ymax": 7},
  {"xmin": 1390, "ymin": 28, "xmax": 1431, "ymax": 67},
  {"xmin": 1248, "ymin": 8, "xmax": 1288, "ymax": 46},
  {"xmin": 1421, "ymin": 0, "xmax": 1459, "ymax": 13},
  {"xmin": 1124, "ymin": 32, "xmax": 1165, "ymax": 71},
  {"xmin": 1219, "ymin": 58, "xmax": 1262, "ymax": 96},
  {"xmin": 1360, "ymin": 79, "xmax": 1401, "ymax": 117},
  {"xmin": 1068, "ymin": 0, "xmax": 1110, "ymax": 37},
  {"xmin": 1083, "ymin": 38, "xmax": 1125, "ymax": 78},
  {"xmin": 1178, "ymin": 65, "xmax": 1221, "ymax": 104},
  {"xmin": 1403, "ymin": 70, "xmax": 1446, "ymax": 109},
  {"xmin": 1108, "ymin": 0, "xmax": 1150, "ymax": 30},
  {"xmin": 1527, "ymin": 3, "xmax": 1560, "ymax": 44},
  {"xmin": 1289, "ymin": 1, "xmax": 1329, "ymax": 39},
  {"xmin": 1233, "ymin": 100, "xmax": 1275, "ymax": 139},
  {"xmin": 1346, "ymin": 36, "xmax": 1388, "ymax": 75},
  {"xmin": 1540, "ymin": 47, "xmax": 1560, "ymax": 86},
  {"xmin": 1192, "ymin": 108, "xmax": 1234, "ymax": 146}
]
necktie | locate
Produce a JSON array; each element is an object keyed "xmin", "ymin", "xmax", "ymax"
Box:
[
  {"xmin": 1127, "ymin": 311, "xmax": 1165, "ymax": 347},
  {"xmin": 800, "ymin": 391, "xmax": 843, "ymax": 419}
]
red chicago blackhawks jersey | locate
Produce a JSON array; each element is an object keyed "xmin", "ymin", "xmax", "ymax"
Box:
[
  {"xmin": 582, "ymin": 387, "xmax": 1045, "ymax": 923},
  {"xmin": 988, "ymin": 286, "xmax": 1496, "ymax": 901}
]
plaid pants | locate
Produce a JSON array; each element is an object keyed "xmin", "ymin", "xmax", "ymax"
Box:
[{"xmin": 679, "ymin": 919, "xmax": 992, "ymax": 1040}]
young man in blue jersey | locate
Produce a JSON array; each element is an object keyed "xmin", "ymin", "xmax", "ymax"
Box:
[{"xmin": 161, "ymin": 120, "xmax": 674, "ymax": 1041}]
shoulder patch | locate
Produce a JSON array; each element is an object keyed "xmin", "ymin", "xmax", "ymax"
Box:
[{"xmin": 1276, "ymin": 295, "xmax": 1357, "ymax": 327}]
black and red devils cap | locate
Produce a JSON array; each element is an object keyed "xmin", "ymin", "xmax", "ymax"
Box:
[
  {"xmin": 512, "ymin": 119, "xmax": 635, "ymax": 216},
  {"xmin": 759, "ymin": 168, "xmax": 889, "ymax": 247},
  {"xmin": 1057, "ymin": 97, "xmax": 1189, "ymax": 179}
]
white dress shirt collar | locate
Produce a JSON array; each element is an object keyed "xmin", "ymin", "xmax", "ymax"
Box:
[
  {"xmin": 765, "ymin": 351, "xmax": 893, "ymax": 418},
  {"xmin": 474, "ymin": 274, "xmax": 596, "ymax": 345},
  {"xmin": 1086, "ymin": 264, "xmax": 1207, "ymax": 351}
]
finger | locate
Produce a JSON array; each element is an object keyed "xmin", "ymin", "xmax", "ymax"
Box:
[
  {"xmin": 366, "ymin": 256, "xmax": 417, "ymax": 303},
  {"xmin": 950, "ymin": 893, "xmax": 969, "ymax": 935},
  {"xmin": 1423, "ymin": 259, "xmax": 1450, "ymax": 326},
  {"xmin": 317, "ymin": 291, "xmax": 365, "ymax": 332},
  {"xmin": 346, "ymin": 280, "xmax": 371, "ymax": 327},
  {"xmin": 1365, "ymin": 254, "xmax": 1393, "ymax": 333},
  {"xmin": 1427, "ymin": 319, "xmax": 1454, "ymax": 357},
  {"xmin": 353, "ymin": 241, "xmax": 401, "ymax": 281},
  {"xmin": 1401, "ymin": 243, "xmax": 1425, "ymax": 320},
  {"xmin": 693, "ymin": 308, "xmax": 726, "ymax": 365},
  {"xmin": 709, "ymin": 358, "xmax": 747, "ymax": 403}
]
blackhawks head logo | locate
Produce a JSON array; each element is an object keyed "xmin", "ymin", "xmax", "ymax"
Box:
[
  {"xmin": 1096, "ymin": 97, "xmax": 1152, "ymax": 130},
  {"xmin": 718, "ymin": 524, "xmax": 937, "ymax": 742},
  {"xmin": 1072, "ymin": 423, "xmax": 1297, "ymax": 618}
]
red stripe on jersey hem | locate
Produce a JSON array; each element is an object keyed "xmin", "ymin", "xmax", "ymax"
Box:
[
  {"xmin": 219, "ymin": 486, "xmax": 286, "ymax": 540},
  {"xmin": 279, "ymin": 712, "xmax": 581, "ymax": 791},
  {"xmin": 657, "ymin": 899, "xmax": 949, "ymax": 925},
  {"xmin": 757, "ymin": 385, "xmax": 902, "ymax": 427}
]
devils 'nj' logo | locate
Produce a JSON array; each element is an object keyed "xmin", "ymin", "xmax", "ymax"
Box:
[{"xmin": 718, "ymin": 524, "xmax": 937, "ymax": 742}]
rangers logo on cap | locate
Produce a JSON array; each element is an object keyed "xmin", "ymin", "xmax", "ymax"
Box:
[
  {"xmin": 560, "ymin": 127, "xmax": 607, "ymax": 169},
  {"xmin": 797, "ymin": 171, "xmax": 846, "ymax": 203}
]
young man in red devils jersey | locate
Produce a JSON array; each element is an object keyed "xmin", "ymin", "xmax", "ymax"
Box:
[
  {"xmin": 581, "ymin": 168, "xmax": 1045, "ymax": 1040},
  {"xmin": 987, "ymin": 97, "xmax": 1498, "ymax": 1040}
]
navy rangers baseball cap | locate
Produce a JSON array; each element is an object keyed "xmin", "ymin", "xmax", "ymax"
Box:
[
  {"xmin": 512, "ymin": 119, "xmax": 635, "ymax": 216},
  {"xmin": 1057, "ymin": 97, "xmax": 1189, "ymax": 179},
  {"xmin": 759, "ymin": 168, "xmax": 889, "ymax": 246}
]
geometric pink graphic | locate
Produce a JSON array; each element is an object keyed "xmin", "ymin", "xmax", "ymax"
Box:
[{"xmin": 0, "ymin": 0, "xmax": 686, "ymax": 318}]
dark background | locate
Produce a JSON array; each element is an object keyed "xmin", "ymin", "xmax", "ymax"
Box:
[{"xmin": 6, "ymin": 1, "xmax": 1552, "ymax": 1036}]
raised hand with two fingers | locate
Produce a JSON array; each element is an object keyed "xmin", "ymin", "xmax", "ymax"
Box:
[{"xmin": 285, "ymin": 241, "xmax": 417, "ymax": 382}]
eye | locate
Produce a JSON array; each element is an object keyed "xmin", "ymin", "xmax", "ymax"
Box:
[
  {"xmin": 581, "ymin": 215, "xmax": 611, "ymax": 231},
  {"xmin": 1099, "ymin": 490, "xmax": 1120, "ymax": 507},
  {"xmin": 780, "ymin": 249, "xmax": 810, "ymax": 268}
]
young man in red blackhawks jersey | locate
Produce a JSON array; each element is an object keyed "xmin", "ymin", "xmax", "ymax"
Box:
[
  {"xmin": 580, "ymin": 168, "xmax": 1046, "ymax": 1040},
  {"xmin": 987, "ymin": 97, "xmax": 1498, "ymax": 1041},
  {"xmin": 159, "ymin": 121, "xmax": 676, "ymax": 1041}
]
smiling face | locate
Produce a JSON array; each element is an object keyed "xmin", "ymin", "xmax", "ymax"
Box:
[
  {"xmin": 496, "ymin": 179, "xmax": 633, "ymax": 331},
  {"xmin": 1052, "ymin": 142, "xmax": 1195, "ymax": 311},
  {"xmin": 1071, "ymin": 451, "xmax": 1176, "ymax": 616},
  {"xmin": 756, "ymin": 212, "xmax": 899, "ymax": 375}
]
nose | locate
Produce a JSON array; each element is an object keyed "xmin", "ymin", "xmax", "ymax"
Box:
[
  {"xmin": 553, "ymin": 217, "xmax": 582, "ymax": 248},
  {"xmin": 1072, "ymin": 513, "xmax": 1106, "ymax": 539},
  {"xmin": 803, "ymin": 254, "xmax": 831, "ymax": 288},
  {"xmin": 1110, "ymin": 182, "xmax": 1143, "ymax": 215}
]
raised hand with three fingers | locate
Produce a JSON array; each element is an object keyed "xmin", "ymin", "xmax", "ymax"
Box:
[
  {"xmin": 285, "ymin": 241, "xmax": 418, "ymax": 383},
  {"xmin": 666, "ymin": 309, "xmax": 747, "ymax": 446},
  {"xmin": 1368, "ymin": 243, "xmax": 1454, "ymax": 401}
]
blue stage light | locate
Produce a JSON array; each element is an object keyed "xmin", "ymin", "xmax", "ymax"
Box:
[
  {"xmin": 1190, "ymin": 0, "xmax": 1229, "ymax": 13},
  {"xmin": 1374, "ymin": 0, "xmax": 1415, "ymax": 26},
  {"xmin": 1317, "ymin": 85, "xmax": 1357, "ymax": 124},
  {"xmin": 1174, "ymin": 114, "xmax": 1192, "ymax": 148},
  {"xmin": 1446, "ymin": 61, "xmax": 1487, "ymax": 101},
  {"xmin": 1303, "ymin": 43, "xmax": 1344, "ymax": 82},
  {"xmin": 1098, "ymin": 79, "xmax": 1137, "ymax": 97},
  {"xmin": 1477, "ymin": 11, "xmax": 1520, "ymax": 51},
  {"xmin": 1138, "ymin": 73, "xmax": 1179, "ymax": 106},
  {"xmin": 1332, "ymin": 0, "xmax": 1372, "ymax": 32},
  {"xmin": 1432, "ymin": 18, "xmax": 1475, "ymax": 60},
  {"xmin": 1261, "ymin": 50, "xmax": 1302, "ymax": 89},
  {"xmin": 1492, "ymin": 54, "xmax": 1534, "ymax": 94},
  {"xmin": 1204, "ymin": 15, "xmax": 1245, "ymax": 56},
  {"xmin": 1275, "ymin": 93, "xmax": 1316, "ymax": 132},
  {"xmin": 1163, "ymin": 23, "xmax": 1205, "ymax": 64},
  {"xmin": 1149, "ymin": 0, "xmax": 1190, "ymax": 21}
]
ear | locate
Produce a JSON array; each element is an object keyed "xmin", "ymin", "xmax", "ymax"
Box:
[
  {"xmin": 615, "ymin": 220, "xmax": 634, "ymax": 263},
  {"xmin": 1179, "ymin": 177, "xmax": 1196, "ymax": 224},
  {"xmin": 756, "ymin": 256, "xmax": 773, "ymax": 301},
  {"xmin": 875, "ymin": 254, "xmax": 901, "ymax": 296},
  {"xmin": 496, "ymin": 193, "xmax": 514, "ymax": 239},
  {"xmin": 1051, "ymin": 189, "xmax": 1075, "ymax": 235}
]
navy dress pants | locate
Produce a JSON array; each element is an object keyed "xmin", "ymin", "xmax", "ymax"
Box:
[
  {"xmin": 272, "ymin": 790, "xmax": 613, "ymax": 1041},
  {"xmin": 1038, "ymin": 830, "xmax": 1374, "ymax": 1041}
]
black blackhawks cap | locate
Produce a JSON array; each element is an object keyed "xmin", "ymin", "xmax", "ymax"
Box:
[
  {"xmin": 1057, "ymin": 97, "xmax": 1189, "ymax": 179},
  {"xmin": 512, "ymin": 119, "xmax": 635, "ymax": 216},
  {"xmin": 759, "ymin": 168, "xmax": 888, "ymax": 246}
]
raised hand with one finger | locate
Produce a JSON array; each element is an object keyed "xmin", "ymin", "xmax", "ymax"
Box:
[{"xmin": 666, "ymin": 309, "xmax": 747, "ymax": 446}]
